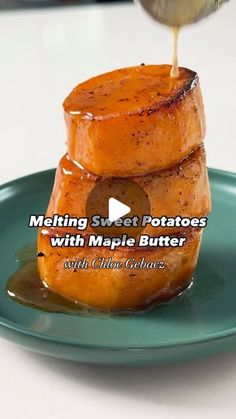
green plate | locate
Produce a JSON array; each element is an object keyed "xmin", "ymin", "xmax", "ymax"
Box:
[{"xmin": 0, "ymin": 168, "xmax": 236, "ymax": 365}]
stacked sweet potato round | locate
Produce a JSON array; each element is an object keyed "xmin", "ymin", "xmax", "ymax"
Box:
[{"xmin": 38, "ymin": 64, "xmax": 211, "ymax": 311}]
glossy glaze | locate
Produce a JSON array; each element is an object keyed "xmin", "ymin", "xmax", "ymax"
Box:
[{"xmin": 6, "ymin": 260, "xmax": 87, "ymax": 315}]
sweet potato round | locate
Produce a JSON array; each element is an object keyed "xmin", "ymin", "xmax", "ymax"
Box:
[
  {"xmin": 64, "ymin": 65, "xmax": 205, "ymax": 176},
  {"xmin": 46, "ymin": 145, "xmax": 210, "ymax": 237}
]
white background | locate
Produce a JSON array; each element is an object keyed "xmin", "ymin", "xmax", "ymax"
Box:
[{"xmin": 0, "ymin": 2, "xmax": 236, "ymax": 418}]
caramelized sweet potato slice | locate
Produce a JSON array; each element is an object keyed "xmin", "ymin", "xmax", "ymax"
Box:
[
  {"xmin": 46, "ymin": 145, "xmax": 211, "ymax": 237},
  {"xmin": 38, "ymin": 227, "xmax": 202, "ymax": 311},
  {"xmin": 64, "ymin": 65, "xmax": 205, "ymax": 176}
]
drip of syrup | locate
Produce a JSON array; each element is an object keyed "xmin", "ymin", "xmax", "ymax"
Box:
[
  {"xmin": 137, "ymin": 0, "xmax": 228, "ymax": 78},
  {"xmin": 170, "ymin": 26, "xmax": 180, "ymax": 78}
]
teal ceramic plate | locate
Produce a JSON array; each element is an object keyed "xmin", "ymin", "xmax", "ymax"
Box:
[{"xmin": 0, "ymin": 168, "xmax": 236, "ymax": 365}]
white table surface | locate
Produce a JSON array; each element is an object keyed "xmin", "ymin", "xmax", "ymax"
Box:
[{"xmin": 0, "ymin": 2, "xmax": 236, "ymax": 418}]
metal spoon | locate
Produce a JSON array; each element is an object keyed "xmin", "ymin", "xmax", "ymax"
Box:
[{"xmin": 136, "ymin": 0, "xmax": 228, "ymax": 27}]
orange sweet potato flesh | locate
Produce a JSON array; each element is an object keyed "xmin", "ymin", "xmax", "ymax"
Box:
[
  {"xmin": 64, "ymin": 65, "xmax": 205, "ymax": 176},
  {"xmin": 46, "ymin": 145, "xmax": 211, "ymax": 237},
  {"xmin": 38, "ymin": 228, "xmax": 202, "ymax": 311}
]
